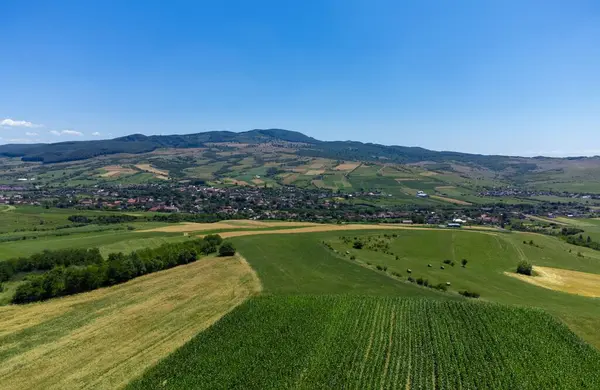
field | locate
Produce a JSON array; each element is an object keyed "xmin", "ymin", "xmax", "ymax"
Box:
[
  {"xmin": 0, "ymin": 255, "xmax": 260, "ymax": 390},
  {"xmin": 3, "ymin": 208, "xmax": 600, "ymax": 388},
  {"xmin": 506, "ymin": 265, "xmax": 600, "ymax": 297},
  {"xmin": 128, "ymin": 296, "xmax": 600, "ymax": 389}
]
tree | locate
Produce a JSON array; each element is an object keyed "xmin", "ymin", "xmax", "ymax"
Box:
[
  {"xmin": 219, "ymin": 242, "xmax": 236, "ymax": 257},
  {"xmin": 353, "ymin": 240, "xmax": 363, "ymax": 249},
  {"xmin": 461, "ymin": 259, "xmax": 468, "ymax": 268},
  {"xmin": 516, "ymin": 261, "xmax": 533, "ymax": 276}
]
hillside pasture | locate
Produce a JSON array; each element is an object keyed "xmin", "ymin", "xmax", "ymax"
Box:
[{"xmin": 0, "ymin": 255, "xmax": 261, "ymax": 390}]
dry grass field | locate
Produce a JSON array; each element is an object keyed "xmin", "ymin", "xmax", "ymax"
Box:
[
  {"xmin": 138, "ymin": 220, "xmax": 318, "ymax": 233},
  {"xmin": 134, "ymin": 164, "xmax": 169, "ymax": 180},
  {"xmin": 334, "ymin": 162, "xmax": 360, "ymax": 171},
  {"xmin": 0, "ymin": 256, "xmax": 261, "ymax": 390},
  {"xmin": 506, "ymin": 266, "xmax": 600, "ymax": 298},
  {"xmin": 430, "ymin": 195, "xmax": 473, "ymax": 205},
  {"xmin": 98, "ymin": 165, "xmax": 137, "ymax": 177}
]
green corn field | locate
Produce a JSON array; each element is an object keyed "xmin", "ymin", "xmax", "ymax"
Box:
[{"xmin": 129, "ymin": 296, "xmax": 600, "ymax": 389}]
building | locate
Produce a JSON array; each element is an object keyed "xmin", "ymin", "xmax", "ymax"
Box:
[
  {"xmin": 416, "ymin": 190, "xmax": 428, "ymax": 198},
  {"xmin": 447, "ymin": 223, "xmax": 461, "ymax": 228}
]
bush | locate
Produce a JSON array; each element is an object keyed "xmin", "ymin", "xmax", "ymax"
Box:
[
  {"xmin": 350, "ymin": 255, "xmax": 356, "ymax": 260},
  {"xmin": 219, "ymin": 242, "xmax": 236, "ymax": 257},
  {"xmin": 459, "ymin": 290, "xmax": 480, "ymax": 298},
  {"xmin": 443, "ymin": 259, "xmax": 452, "ymax": 265},
  {"xmin": 516, "ymin": 261, "xmax": 533, "ymax": 276},
  {"xmin": 353, "ymin": 241, "xmax": 363, "ymax": 249}
]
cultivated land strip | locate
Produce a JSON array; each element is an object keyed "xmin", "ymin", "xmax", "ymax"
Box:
[{"xmin": 0, "ymin": 255, "xmax": 261, "ymax": 390}]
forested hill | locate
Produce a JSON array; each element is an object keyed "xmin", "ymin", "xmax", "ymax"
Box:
[{"xmin": 0, "ymin": 128, "xmax": 590, "ymax": 169}]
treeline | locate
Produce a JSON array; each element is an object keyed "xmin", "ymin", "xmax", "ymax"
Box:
[
  {"xmin": 0, "ymin": 248, "xmax": 103, "ymax": 282},
  {"xmin": 67, "ymin": 213, "xmax": 228, "ymax": 225},
  {"xmin": 563, "ymin": 234, "xmax": 600, "ymax": 251},
  {"xmin": 68, "ymin": 214, "xmax": 137, "ymax": 224},
  {"xmin": 10, "ymin": 235, "xmax": 229, "ymax": 304}
]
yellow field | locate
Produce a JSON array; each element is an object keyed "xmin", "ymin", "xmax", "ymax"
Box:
[
  {"xmin": 0, "ymin": 256, "xmax": 261, "ymax": 390},
  {"xmin": 224, "ymin": 178, "xmax": 250, "ymax": 186},
  {"xmin": 98, "ymin": 165, "xmax": 137, "ymax": 177},
  {"xmin": 506, "ymin": 266, "xmax": 600, "ymax": 298},
  {"xmin": 430, "ymin": 195, "xmax": 472, "ymax": 205},
  {"xmin": 134, "ymin": 164, "xmax": 169, "ymax": 180},
  {"xmin": 212, "ymin": 223, "xmax": 498, "ymax": 239},
  {"xmin": 138, "ymin": 220, "xmax": 317, "ymax": 233},
  {"xmin": 334, "ymin": 162, "xmax": 360, "ymax": 171}
]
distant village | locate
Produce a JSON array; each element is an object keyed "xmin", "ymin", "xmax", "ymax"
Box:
[{"xmin": 1, "ymin": 182, "xmax": 598, "ymax": 227}]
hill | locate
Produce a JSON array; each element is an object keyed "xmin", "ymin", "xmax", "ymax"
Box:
[
  {"xmin": 4, "ymin": 128, "xmax": 600, "ymax": 195},
  {"xmin": 0, "ymin": 128, "xmax": 585, "ymax": 169}
]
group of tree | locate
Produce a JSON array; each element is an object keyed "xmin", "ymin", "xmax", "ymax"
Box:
[
  {"xmin": 0, "ymin": 248, "xmax": 103, "ymax": 282},
  {"xmin": 68, "ymin": 214, "xmax": 138, "ymax": 224},
  {"xmin": 516, "ymin": 261, "xmax": 533, "ymax": 276},
  {"xmin": 10, "ymin": 234, "xmax": 235, "ymax": 304},
  {"xmin": 563, "ymin": 234, "xmax": 600, "ymax": 251}
]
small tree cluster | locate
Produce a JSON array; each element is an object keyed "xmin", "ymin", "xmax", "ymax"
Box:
[
  {"xmin": 459, "ymin": 290, "xmax": 480, "ymax": 298},
  {"xmin": 516, "ymin": 261, "xmax": 533, "ymax": 276}
]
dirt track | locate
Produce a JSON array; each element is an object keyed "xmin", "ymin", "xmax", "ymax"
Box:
[{"xmin": 210, "ymin": 224, "xmax": 497, "ymax": 239}]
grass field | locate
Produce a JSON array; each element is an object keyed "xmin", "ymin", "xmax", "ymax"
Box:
[
  {"xmin": 0, "ymin": 255, "xmax": 260, "ymax": 390},
  {"xmin": 128, "ymin": 296, "xmax": 600, "ymax": 390},
  {"xmin": 3, "ymin": 217, "xmax": 600, "ymax": 389}
]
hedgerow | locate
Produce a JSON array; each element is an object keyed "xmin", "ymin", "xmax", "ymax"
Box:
[{"xmin": 11, "ymin": 235, "xmax": 225, "ymax": 304}]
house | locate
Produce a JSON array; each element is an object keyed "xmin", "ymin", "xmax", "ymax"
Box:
[
  {"xmin": 447, "ymin": 223, "xmax": 461, "ymax": 228},
  {"xmin": 416, "ymin": 191, "xmax": 428, "ymax": 198},
  {"xmin": 402, "ymin": 220, "xmax": 413, "ymax": 224}
]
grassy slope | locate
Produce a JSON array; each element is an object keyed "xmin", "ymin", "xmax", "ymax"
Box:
[
  {"xmin": 231, "ymin": 232, "xmax": 454, "ymax": 298},
  {"xmin": 330, "ymin": 229, "xmax": 600, "ymax": 347},
  {"xmin": 0, "ymin": 255, "xmax": 260, "ymax": 390},
  {"xmin": 128, "ymin": 296, "xmax": 600, "ymax": 390}
]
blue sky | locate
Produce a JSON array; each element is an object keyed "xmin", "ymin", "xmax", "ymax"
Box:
[{"xmin": 1, "ymin": 0, "xmax": 599, "ymax": 156}]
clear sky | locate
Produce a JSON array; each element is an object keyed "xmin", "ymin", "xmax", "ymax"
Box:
[{"xmin": 1, "ymin": 0, "xmax": 599, "ymax": 156}]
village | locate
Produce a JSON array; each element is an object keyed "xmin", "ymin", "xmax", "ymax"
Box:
[{"xmin": 1, "ymin": 182, "xmax": 597, "ymax": 227}]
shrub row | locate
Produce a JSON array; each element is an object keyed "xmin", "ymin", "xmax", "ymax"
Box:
[
  {"xmin": 11, "ymin": 235, "xmax": 229, "ymax": 304},
  {"xmin": 0, "ymin": 248, "xmax": 104, "ymax": 282}
]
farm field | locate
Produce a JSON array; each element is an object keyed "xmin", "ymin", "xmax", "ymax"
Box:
[
  {"xmin": 128, "ymin": 296, "xmax": 600, "ymax": 390},
  {"xmin": 3, "ymin": 215, "xmax": 600, "ymax": 388},
  {"xmin": 0, "ymin": 255, "xmax": 261, "ymax": 390}
]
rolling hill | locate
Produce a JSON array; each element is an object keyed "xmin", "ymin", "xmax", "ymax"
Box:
[{"xmin": 3, "ymin": 129, "xmax": 600, "ymax": 195}]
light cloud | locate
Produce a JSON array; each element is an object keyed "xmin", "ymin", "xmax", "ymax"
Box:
[
  {"xmin": 7, "ymin": 138, "xmax": 37, "ymax": 143},
  {"xmin": 49, "ymin": 129, "xmax": 83, "ymax": 137},
  {"xmin": 91, "ymin": 131, "xmax": 101, "ymax": 136},
  {"xmin": 1, "ymin": 118, "xmax": 43, "ymax": 128},
  {"xmin": 25, "ymin": 132, "xmax": 39, "ymax": 137},
  {"xmin": 61, "ymin": 129, "xmax": 83, "ymax": 136}
]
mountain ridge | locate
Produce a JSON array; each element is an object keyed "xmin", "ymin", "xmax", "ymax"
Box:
[{"xmin": 0, "ymin": 128, "xmax": 596, "ymax": 166}]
